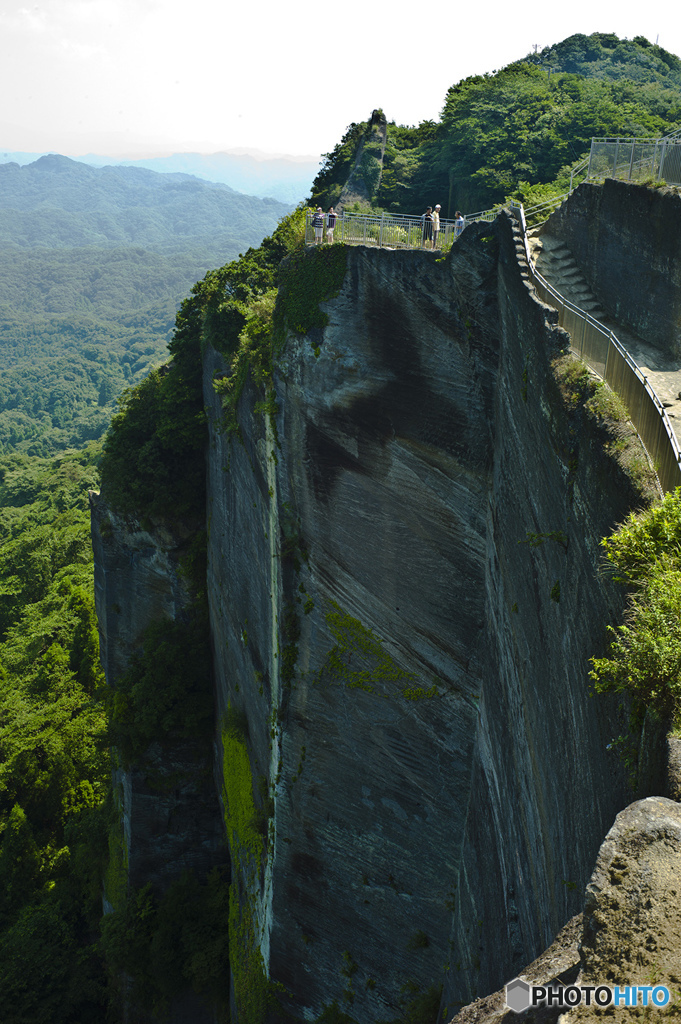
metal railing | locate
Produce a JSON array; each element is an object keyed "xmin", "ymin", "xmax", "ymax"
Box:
[
  {"xmin": 515, "ymin": 203, "xmax": 681, "ymax": 493},
  {"xmin": 569, "ymin": 156, "xmax": 589, "ymax": 194},
  {"xmin": 304, "ymin": 207, "xmax": 496, "ymax": 250},
  {"xmin": 587, "ymin": 136, "xmax": 681, "ymax": 186}
]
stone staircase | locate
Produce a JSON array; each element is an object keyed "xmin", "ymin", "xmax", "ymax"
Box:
[
  {"xmin": 526, "ymin": 229, "xmax": 681, "ymax": 432},
  {"xmin": 527, "ymin": 232, "xmax": 607, "ymax": 320}
]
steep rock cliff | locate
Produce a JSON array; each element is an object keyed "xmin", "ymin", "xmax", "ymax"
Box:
[
  {"xmin": 444, "ymin": 215, "xmax": 643, "ymax": 1014},
  {"xmin": 203, "ymin": 213, "xmax": 648, "ymax": 1021},
  {"xmin": 91, "ymin": 496, "xmax": 226, "ymax": 1023},
  {"xmin": 338, "ymin": 108, "xmax": 389, "ymax": 209},
  {"xmin": 205, "ymin": 225, "xmax": 498, "ymax": 1020}
]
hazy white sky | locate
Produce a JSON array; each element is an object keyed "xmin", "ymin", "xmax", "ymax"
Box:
[{"xmin": 1, "ymin": 0, "xmax": 680, "ymax": 160}]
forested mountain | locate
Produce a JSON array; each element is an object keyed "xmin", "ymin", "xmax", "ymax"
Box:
[
  {"xmin": 0, "ymin": 444, "xmax": 109, "ymax": 1022},
  {"xmin": 0, "ymin": 150, "xmax": 320, "ymax": 205},
  {"xmin": 0, "ymin": 156, "xmax": 292, "ymax": 456},
  {"xmin": 310, "ymin": 32, "xmax": 681, "ymax": 217},
  {"xmin": 0, "ymin": 155, "xmax": 288, "ymax": 251},
  {"xmin": 526, "ymin": 32, "xmax": 681, "ymax": 86}
]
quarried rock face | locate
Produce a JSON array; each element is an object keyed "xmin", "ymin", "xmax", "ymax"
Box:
[
  {"xmin": 441, "ymin": 214, "xmax": 642, "ymax": 1015},
  {"xmin": 206, "ymin": 229, "xmax": 500, "ymax": 1020},
  {"xmin": 338, "ymin": 108, "xmax": 389, "ymax": 209},
  {"xmin": 90, "ymin": 494, "xmax": 192, "ymax": 691},
  {"xmin": 205, "ymin": 215, "xmax": 646, "ymax": 1021}
]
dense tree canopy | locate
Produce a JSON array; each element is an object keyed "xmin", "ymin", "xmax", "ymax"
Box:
[
  {"xmin": 310, "ymin": 33, "xmax": 681, "ymax": 217},
  {"xmin": 0, "ymin": 445, "xmax": 110, "ymax": 1022}
]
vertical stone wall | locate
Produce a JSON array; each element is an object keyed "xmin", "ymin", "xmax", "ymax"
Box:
[
  {"xmin": 442, "ymin": 214, "xmax": 642, "ymax": 1014},
  {"xmin": 205, "ymin": 231, "xmax": 504, "ymax": 1020}
]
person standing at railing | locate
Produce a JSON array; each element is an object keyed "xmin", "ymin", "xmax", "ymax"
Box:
[
  {"xmin": 432, "ymin": 204, "xmax": 441, "ymax": 248},
  {"xmin": 421, "ymin": 206, "xmax": 434, "ymax": 248},
  {"xmin": 454, "ymin": 211, "xmax": 465, "ymax": 237},
  {"xmin": 326, "ymin": 207, "xmax": 337, "ymax": 244},
  {"xmin": 312, "ymin": 207, "xmax": 324, "ymax": 245}
]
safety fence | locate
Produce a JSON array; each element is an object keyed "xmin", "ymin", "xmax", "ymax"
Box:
[
  {"xmin": 515, "ymin": 203, "xmax": 681, "ymax": 493},
  {"xmin": 587, "ymin": 134, "xmax": 681, "ymax": 187},
  {"xmin": 304, "ymin": 207, "xmax": 495, "ymax": 250}
]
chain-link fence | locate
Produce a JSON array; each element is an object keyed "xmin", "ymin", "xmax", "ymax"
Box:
[{"xmin": 588, "ymin": 137, "xmax": 681, "ymax": 186}]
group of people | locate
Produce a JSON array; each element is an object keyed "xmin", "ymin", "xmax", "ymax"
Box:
[
  {"xmin": 421, "ymin": 205, "xmax": 465, "ymax": 249},
  {"xmin": 309, "ymin": 204, "xmax": 466, "ymax": 247},
  {"xmin": 311, "ymin": 207, "xmax": 338, "ymax": 245}
]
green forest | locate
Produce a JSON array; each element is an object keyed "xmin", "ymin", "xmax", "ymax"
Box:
[
  {"xmin": 0, "ymin": 156, "xmax": 291, "ymax": 458},
  {"xmin": 3, "ymin": 30, "xmax": 681, "ymax": 1022},
  {"xmin": 310, "ymin": 33, "xmax": 681, "ymax": 217}
]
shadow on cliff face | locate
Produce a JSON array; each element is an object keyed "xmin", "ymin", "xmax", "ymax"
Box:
[{"xmin": 305, "ymin": 261, "xmax": 494, "ymax": 505}]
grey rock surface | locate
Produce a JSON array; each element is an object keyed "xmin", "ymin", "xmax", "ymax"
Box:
[
  {"xmin": 445, "ymin": 913, "xmax": 582, "ymax": 1024},
  {"xmin": 545, "ymin": 180, "xmax": 681, "ymax": 364},
  {"xmin": 532, "ymin": 202, "xmax": 681, "ymax": 436},
  {"xmin": 441, "ymin": 213, "xmax": 644, "ymax": 1017},
  {"xmin": 90, "ymin": 494, "xmax": 225, "ymax": 1024},
  {"xmin": 338, "ymin": 109, "xmax": 388, "ymax": 209},
  {"xmin": 204, "ymin": 213, "xmax": 648, "ymax": 1021},
  {"xmin": 90, "ymin": 493, "xmax": 192, "ymax": 686},
  {"xmin": 565, "ymin": 797, "xmax": 681, "ymax": 1022},
  {"xmin": 544, "ymin": 178, "xmax": 681, "ymax": 434}
]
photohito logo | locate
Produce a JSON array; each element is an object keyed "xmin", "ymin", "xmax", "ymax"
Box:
[{"xmin": 505, "ymin": 978, "xmax": 671, "ymax": 1012}]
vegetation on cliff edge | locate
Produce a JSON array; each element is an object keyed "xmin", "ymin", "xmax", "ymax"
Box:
[
  {"xmin": 591, "ymin": 489, "xmax": 681, "ymax": 727},
  {"xmin": 100, "ymin": 867, "xmax": 231, "ymax": 1019}
]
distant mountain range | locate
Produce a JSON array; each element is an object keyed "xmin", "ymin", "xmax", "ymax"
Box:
[
  {"xmin": 0, "ymin": 154, "xmax": 292, "ymax": 253},
  {"xmin": 0, "ymin": 154, "xmax": 294, "ymax": 455},
  {"xmin": 0, "ymin": 149, "xmax": 321, "ymax": 205}
]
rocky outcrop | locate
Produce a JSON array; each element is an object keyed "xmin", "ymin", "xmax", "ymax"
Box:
[
  {"xmin": 565, "ymin": 797, "xmax": 681, "ymax": 1022},
  {"xmin": 202, "ymin": 213, "xmax": 652, "ymax": 1021},
  {"xmin": 338, "ymin": 108, "xmax": 388, "ymax": 209},
  {"xmin": 448, "ymin": 797, "xmax": 681, "ymax": 1024}
]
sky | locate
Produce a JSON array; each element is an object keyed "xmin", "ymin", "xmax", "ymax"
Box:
[{"xmin": 1, "ymin": 0, "xmax": 680, "ymax": 162}]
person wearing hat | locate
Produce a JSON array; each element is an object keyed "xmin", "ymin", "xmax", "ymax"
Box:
[
  {"xmin": 312, "ymin": 206, "xmax": 324, "ymax": 245},
  {"xmin": 432, "ymin": 204, "xmax": 441, "ymax": 249}
]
